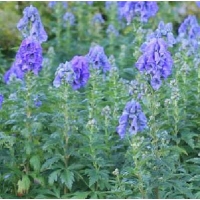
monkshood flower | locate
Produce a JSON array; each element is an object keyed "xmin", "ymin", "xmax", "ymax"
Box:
[
  {"xmin": 178, "ymin": 15, "xmax": 200, "ymax": 40},
  {"xmin": 116, "ymin": 100, "xmax": 147, "ymax": 139},
  {"xmin": 34, "ymin": 98, "xmax": 42, "ymax": 107},
  {"xmin": 86, "ymin": 45, "xmax": 111, "ymax": 73},
  {"xmin": 48, "ymin": 1, "xmax": 68, "ymax": 9},
  {"xmin": 0, "ymin": 94, "xmax": 4, "ymax": 109},
  {"xmin": 106, "ymin": 24, "xmax": 119, "ymax": 37},
  {"xmin": 17, "ymin": 5, "xmax": 47, "ymax": 43},
  {"xmin": 92, "ymin": 13, "xmax": 105, "ymax": 24},
  {"xmin": 87, "ymin": 1, "xmax": 93, "ymax": 5},
  {"xmin": 136, "ymin": 38, "xmax": 173, "ymax": 90},
  {"xmin": 154, "ymin": 21, "xmax": 176, "ymax": 47},
  {"xmin": 4, "ymin": 37, "xmax": 43, "ymax": 84},
  {"xmin": 63, "ymin": 12, "xmax": 75, "ymax": 26},
  {"xmin": 70, "ymin": 56, "xmax": 90, "ymax": 90},
  {"xmin": 53, "ymin": 61, "xmax": 75, "ymax": 88},
  {"xmin": 118, "ymin": 1, "xmax": 158, "ymax": 25},
  {"xmin": 178, "ymin": 15, "xmax": 200, "ymax": 54},
  {"xmin": 54, "ymin": 57, "xmax": 90, "ymax": 90},
  {"xmin": 196, "ymin": 2, "xmax": 200, "ymax": 7}
]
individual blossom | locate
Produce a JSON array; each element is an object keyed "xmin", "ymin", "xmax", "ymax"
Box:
[
  {"xmin": 86, "ymin": 45, "xmax": 111, "ymax": 73},
  {"xmin": 17, "ymin": 5, "xmax": 48, "ymax": 43},
  {"xmin": 0, "ymin": 94, "xmax": 4, "ymax": 109},
  {"xmin": 116, "ymin": 100, "xmax": 147, "ymax": 139},
  {"xmin": 34, "ymin": 95, "xmax": 42, "ymax": 107},
  {"xmin": 118, "ymin": 1, "xmax": 158, "ymax": 25},
  {"xmin": 63, "ymin": 12, "xmax": 75, "ymax": 26},
  {"xmin": 4, "ymin": 37, "xmax": 43, "ymax": 84},
  {"xmin": 136, "ymin": 37, "xmax": 173, "ymax": 90}
]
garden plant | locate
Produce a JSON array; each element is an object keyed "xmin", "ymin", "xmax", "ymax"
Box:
[{"xmin": 1, "ymin": 1, "xmax": 200, "ymax": 199}]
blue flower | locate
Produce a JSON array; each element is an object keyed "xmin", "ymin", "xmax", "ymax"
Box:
[
  {"xmin": 178, "ymin": 15, "xmax": 200, "ymax": 40},
  {"xmin": 118, "ymin": 1, "xmax": 158, "ymax": 25},
  {"xmin": 63, "ymin": 12, "xmax": 75, "ymax": 26},
  {"xmin": 70, "ymin": 56, "xmax": 90, "ymax": 90},
  {"xmin": 0, "ymin": 94, "xmax": 4, "ymax": 109},
  {"xmin": 48, "ymin": 1, "xmax": 68, "ymax": 9},
  {"xmin": 106, "ymin": 24, "xmax": 119, "ymax": 37},
  {"xmin": 53, "ymin": 61, "xmax": 75, "ymax": 88},
  {"xmin": 136, "ymin": 38, "xmax": 173, "ymax": 90},
  {"xmin": 86, "ymin": 45, "xmax": 111, "ymax": 73},
  {"xmin": 196, "ymin": 1, "xmax": 200, "ymax": 7},
  {"xmin": 17, "ymin": 5, "xmax": 48, "ymax": 43},
  {"xmin": 4, "ymin": 37, "xmax": 43, "ymax": 84},
  {"xmin": 117, "ymin": 100, "xmax": 147, "ymax": 138},
  {"xmin": 178, "ymin": 15, "xmax": 200, "ymax": 54},
  {"xmin": 92, "ymin": 13, "xmax": 105, "ymax": 24}
]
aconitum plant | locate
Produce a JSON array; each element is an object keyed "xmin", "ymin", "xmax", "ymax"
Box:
[
  {"xmin": 117, "ymin": 100, "xmax": 147, "ymax": 139},
  {"xmin": 4, "ymin": 37, "xmax": 43, "ymax": 84},
  {"xmin": 4, "ymin": 5, "xmax": 47, "ymax": 84},
  {"xmin": 136, "ymin": 37, "xmax": 173, "ymax": 90},
  {"xmin": 86, "ymin": 45, "xmax": 111, "ymax": 73},
  {"xmin": 118, "ymin": 1, "xmax": 158, "ymax": 24},
  {"xmin": 17, "ymin": 5, "xmax": 48, "ymax": 43}
]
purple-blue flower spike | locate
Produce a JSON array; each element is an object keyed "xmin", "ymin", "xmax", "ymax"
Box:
[{"xmin": 117, "ymin": 100, "xmax": 147, "ymax": 139}]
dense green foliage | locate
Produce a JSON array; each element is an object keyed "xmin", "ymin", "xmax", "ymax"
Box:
[{"xmin": 1, "ymin": 1, "xmax": 200, "ymax": 199}]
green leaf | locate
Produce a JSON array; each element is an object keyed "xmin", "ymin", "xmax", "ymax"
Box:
[
  {"xmin": 30, "ymin": 155, "xmax": 41, "ymax": 171},
  {"xmin": 48, "ymin": 169, "xmax": 61, "ymax": 185},
  {"xmin": 60, "ymin": 169, "xmax": 74, "ymax": 190},
  {"xmin": 41, "ymin": 154, "xmax": 62, "ymax": 171},
  {"xmin": 187, "ymin": 158, "xmax": 200, "ymax": 164},
  {"xmin": 71, "ymin": 192, "xmax": 90, "ymax": 199},
  {"xmin": 85, "ymin": 169, "xmax": 99, "ymax": 187},
  {"xmin": 17, "ymin": 175, "xmax": 31, "ymax": 195}
]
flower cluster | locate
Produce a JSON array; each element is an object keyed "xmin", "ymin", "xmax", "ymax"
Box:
[
  {"xmin": 148, "ymin": 21, "xmax": 176, "ymax": 47},
  {"xmin": 178, "ymin": 15, "xmax": 200, "ymax": 53},
  {"xmin": 48, "ymin": 1, "xmax": 68, "ymax": 9},
  {"xmin": 106, "ymin": 24, "xmax": 119, "ymax": 37},
  {"xmin": 178, "ymin": 15, "xmax": 200, "ymax": 40},
  {"xmin": 4, "ymin": 37, "xmax": 43, "ymax": 84},
  {"xmin": 136, "ymin": 37, "xmax": 173, "ymax": 90},
  {"xmin": 196, "ymin": 1, "xmax": 200, "ymax": 7},
  {"xmin": 92, "ymin": 13, "xmax": 105, "ymax": 25},
  {"xmin": 118, "ymin": 1, "xmax": 158, "ymax": 25},
  {"xmin": 0, "ymin": 94, "xmax": 4, "ymax": 109},
  {"xmin": 86, "ymin": 45, "xmax": 111, "ymax": 73},
  {"xmin": 117, "ymin": 100, "xmax": 147, "ymax": 139},
  {"xmin": 17, "ymin": 5, "xmax": 48, "ymax": 43},
  {"xmin": 53, "ymin": 61, "xmax": 75, "ymax": 88},
  {"xmin": 53, "ymin": 56, "xmax": 90, "ymax": 90},
  {"xmin": 63, "ymin": 12, "xmax": 75, "ymax": 26},
  {"xmin": 71, "ymin": 56, "xmax": 90, "ymax": 90}
]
